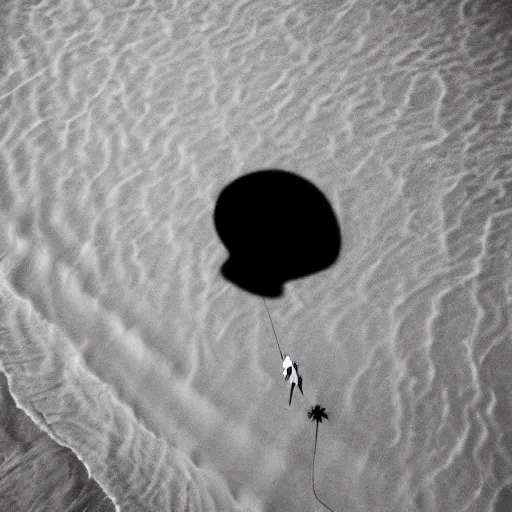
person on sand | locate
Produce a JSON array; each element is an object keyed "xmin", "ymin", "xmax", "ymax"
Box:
[{"xmin": 282, "ymin": 354, "xmax": 303, "ymax": 406}]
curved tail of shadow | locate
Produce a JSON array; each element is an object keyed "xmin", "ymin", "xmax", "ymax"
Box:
[{"xmin": 311, "ymin": 417, "xmax": 335, "ymax": 512}]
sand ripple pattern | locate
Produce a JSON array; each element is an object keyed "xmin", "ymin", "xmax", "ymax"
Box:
[{"xmin": 0, "ymin": 0, "xmax": 511, "ymax": 510}]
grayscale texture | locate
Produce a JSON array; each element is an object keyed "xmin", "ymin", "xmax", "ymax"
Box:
[{"xmin": 0, "ymin": 0, "xmax": 511, "ymax": 510}]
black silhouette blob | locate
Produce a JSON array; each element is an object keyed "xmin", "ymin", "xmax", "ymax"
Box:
[
  {"xmin": 213, "ymin": 170, "xmax": 341, "ymax": 298},
  {"xmin": 307, "ymin": 404, "xmax": 328, "ymax": 424}
]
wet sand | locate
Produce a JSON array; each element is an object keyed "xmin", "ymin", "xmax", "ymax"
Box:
[{"xmin": 0, "ymin": 371, "xmax": 115, "ymax": 511}]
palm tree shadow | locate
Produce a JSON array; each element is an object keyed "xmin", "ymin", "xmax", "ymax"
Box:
[
  {"xmin": 213, "ymin": 169, "xmax": 342, "ymax": 298},
  {"xmin": 307, "ymin": 405, "xmax": 335, "ymax": 512}
]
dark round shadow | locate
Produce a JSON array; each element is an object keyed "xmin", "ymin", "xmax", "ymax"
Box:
[{"xmin": 213, "ymin": 169, "xmax": 341, "ymax": 298}]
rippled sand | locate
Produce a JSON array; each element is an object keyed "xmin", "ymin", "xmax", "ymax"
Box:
[{"xmin": 1, "ymin": 0, "xmax": 511, "ymax": 510}]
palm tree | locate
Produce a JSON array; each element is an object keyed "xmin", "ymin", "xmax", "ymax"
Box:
[{"xmin": 307, "ymin": 405, "xmax": 334, "ymax": 512}]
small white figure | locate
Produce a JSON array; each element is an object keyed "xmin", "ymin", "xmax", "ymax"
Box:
[{"xmin": 282, "ymin": 354, "xmax": 304, "ymax": 406}]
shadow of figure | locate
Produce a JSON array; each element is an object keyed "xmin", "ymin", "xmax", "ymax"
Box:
[{"xmin": 214, "ymin": 169, "xmax": 341, "ymax": 298}]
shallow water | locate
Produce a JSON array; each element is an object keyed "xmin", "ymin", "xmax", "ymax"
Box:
[{"xmin": 1, "ymin": 0, "xmax": 511, "ymax": 510}]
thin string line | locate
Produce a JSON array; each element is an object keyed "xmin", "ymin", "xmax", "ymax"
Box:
[
  {"xmin": 263, "ymin": 298, "xmax": 316, "ymax": 407},
  {"xmin": 263, "ymin": 298, "xmax": 283, "ymax": 360}
]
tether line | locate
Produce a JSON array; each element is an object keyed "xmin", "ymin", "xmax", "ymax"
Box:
[{"xmin": 263, "ymin": 298, "xmax": 284, "ymax": 360}]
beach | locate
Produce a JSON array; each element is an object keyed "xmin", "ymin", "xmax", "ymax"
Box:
[{"xmin": 1, "ymin": 0, "xmax": 511, "ymax": 510}]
